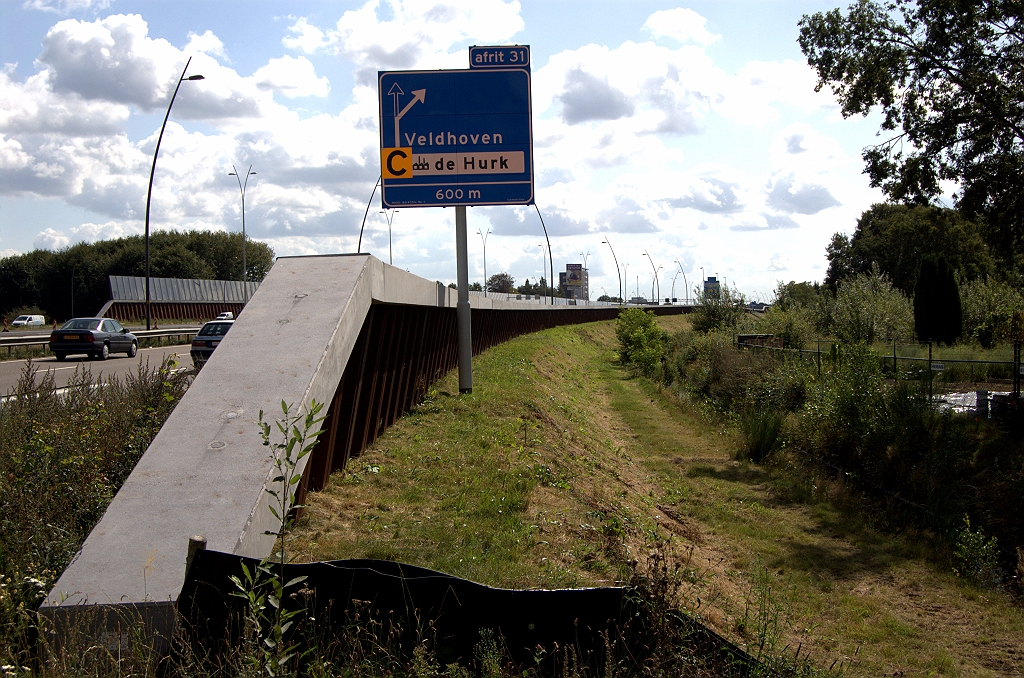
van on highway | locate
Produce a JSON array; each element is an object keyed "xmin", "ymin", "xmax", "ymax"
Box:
[{"xmin": 11, "ymin": 315, "xmax": 44, "ymax": 328}]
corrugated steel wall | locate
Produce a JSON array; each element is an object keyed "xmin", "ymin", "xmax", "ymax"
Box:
[
  {"xmin": 108, "ymin": 276, "xmax": 259, "ymax": 302},
  {"xmin": 300, "ymin": 302, "xmax": 685, "ymax": 499}
]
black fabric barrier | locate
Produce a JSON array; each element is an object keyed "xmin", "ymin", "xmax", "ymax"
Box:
[{"xmin": 177, "ymin": 549, "xmax": 755, "ymax": 675}]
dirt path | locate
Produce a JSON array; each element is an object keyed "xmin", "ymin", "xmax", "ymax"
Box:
[{"xmin": 582, "ymin": 320, "xmax": 1024, "ymax": 677}]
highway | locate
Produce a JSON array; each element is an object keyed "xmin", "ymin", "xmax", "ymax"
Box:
[{"xmin": 0, "ymin": 344, "xmax": 192, "ymax": 396}]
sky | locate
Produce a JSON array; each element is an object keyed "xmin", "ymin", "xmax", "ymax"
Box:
[{"xmin": 0, "ymin": 0, "xmax": 886, "ymax": 301}]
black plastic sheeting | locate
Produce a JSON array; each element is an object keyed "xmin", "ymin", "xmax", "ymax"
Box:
[{"xmin": 177, "ymin": 549, "xmax": 755, "ymax": 675}]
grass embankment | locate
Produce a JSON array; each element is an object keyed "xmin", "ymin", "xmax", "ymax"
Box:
[{"xmin": 294, "ymin": 316, "xmax": 1024, "ymax": 676}]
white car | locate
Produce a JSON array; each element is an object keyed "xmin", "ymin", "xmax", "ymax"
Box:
[
  {"xmin": 215, "ymin": 312, "xmax": 234, "ymax": 320},
  {"xmin": 11, "ymin": 314, "xmax": 45, "ymax": 328}
]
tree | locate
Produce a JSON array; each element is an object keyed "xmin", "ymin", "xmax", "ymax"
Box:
[
  {"xmin": 486, "ymin": 272, "xmax": 515, "ymax": 293},
  {"xmin": 799, "ymin": 1, "xmax": 1024, "ymax": 272},
  {"xmin": 0, "ymin": 230, "xmax": 276, "ymax": 321},
  {"xmin": 914, "ymin": 255, "xmax": 963, "ymax": 344},
  {"xmin": 690, "ymin": 285, "xmax": 746, "ymax": 334},
  {"xmin": 825, "ymin": 204, "xmax": 992, "ymax": 294},
  {"xmin": 773, "ymin": 281, "xmax": 819, "ymax": 310}
]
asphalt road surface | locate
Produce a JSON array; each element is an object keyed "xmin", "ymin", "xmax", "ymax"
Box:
[{"xmin": 0, "ymin": 344, "xmax": 192, "ymax": 396}]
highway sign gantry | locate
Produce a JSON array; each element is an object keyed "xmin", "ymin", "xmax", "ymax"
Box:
[{"xmin": 377, "ymin": 58, "xmax": 534, "ymax": 208}]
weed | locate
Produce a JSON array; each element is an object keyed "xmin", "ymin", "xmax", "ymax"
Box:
[
  {"xmin": 952, "ymin": 515, "xmax": 1002, "ymax": 588},
  {"xmin": 229, "ymin": 400, "xmax": 325, "ymax": 677},
  {"xmin": 738, "ymin": 410, "xmax": 784, "ymax": 463}
]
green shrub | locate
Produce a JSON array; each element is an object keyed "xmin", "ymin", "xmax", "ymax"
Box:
[
  {"xmin": 823, "ymin": 268, "xmax": 914, "ymax": 343},
  {"xmin": 747, "ymin": 359, "xmax": 814, "ymax": 413},
  {"xmin": 615, "ymin": 308, "xmax": 665, "ymax": 375},
  {"xmin": 960, "ymin": 277, "xmax": 1024, "ymax": 347},
  {"xmin": 663, "ymin": 330, "xmax": 762, "ymax": 411},
  {"xmin": 690, "ymin": 285, "xmax": 746, "ymax": 334},
  {"xmin": 952, "ymin": 515, "xmax": 1002, "ymax": 588},
  {"xmin": 751, "ymin": 305, "xmax": 815, "ymax": 349},
  {"xmin": 0, "ymin": 358, "xmax": 189, "ymax": 664}
]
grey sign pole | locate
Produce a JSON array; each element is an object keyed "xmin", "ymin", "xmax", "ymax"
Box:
[{"xmin": 456, "ymin": 205, "xmax": 472, "ymax": 393}]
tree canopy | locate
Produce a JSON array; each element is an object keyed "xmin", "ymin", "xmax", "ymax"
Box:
[
  {"xmin": 824, "ymin": 204, "xmax": 992, "ymax": 293},
  {"xmin": 799, "ymin": 0, "xmax": 1024, "ymax": 271},
  {"xmin": 485, "ymin": 272, "xmax": 515, "ymax": 294},
  {"xmin": 0, "ymin": 230, "xmax": 274, "ymax": 321}
]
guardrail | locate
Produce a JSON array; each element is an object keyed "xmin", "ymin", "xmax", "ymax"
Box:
[{"xmin": 0, "ymin": 327, "xmax": 201, "ymax": 353}]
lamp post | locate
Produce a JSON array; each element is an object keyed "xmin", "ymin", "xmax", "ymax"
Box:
[
  {"xmin": 533, "ymin": 205, "xmax": 554, "ymax": 305},
  {"xmin": 357, "ymin": 176, "xmax": 382, "ymax": 254},
  {"xmin": 379, "ymin": 209, "xmax": 398, "ymax": 265},
  {"xmin": 143, "ymin": 56, "xmax": 203, "ymax": 330},
  {"xmin": 477, "ymin": 228, "xmax": 490, "ymax": 296},
  {"xmin": 228, "ymin": 164, "xmax": 256, "ymax": 302},
  {"xmin": 643, "ymin": 250, "xmax": 660, "ymax": 303},
  {"xmin": 656, "ymin": 265, "xmax": 664, "ymax": 303},
  {"xmin": 537, "ymin": 243, "xmax": 546, "ymax": 298},
  {"xmin": 671, "ymin": 269, "xmax": 680, "ymax": 301},
  {"xmin": 675, "ymin": 259, "xmax": 687, "ymax": 304},
  {"xmin": 580, "ymin": 250, "xmax": 590, "ymax": 300},
  {"xmin": 601, "ymin": 238, "xmax": 622, "ymax": 304},
  {"xmin": 624, "ymin": 262, "xmax": 629, "ymax": 300},
  {"xmin": 70, "ymin": 264, "xmax": 75, "ymax": 318}
]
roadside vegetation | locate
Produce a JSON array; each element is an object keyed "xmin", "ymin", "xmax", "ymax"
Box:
[
  {"xmin": 0, "ymin": 230, "xmax": 274, "ymax": 325},
  {"xmin": 0, "ymin": 357, "xmax": 190, "ymax": 668},
  {"xmin": 294, "ymin": 314, "xmax": 1024, "ymax": 676}
]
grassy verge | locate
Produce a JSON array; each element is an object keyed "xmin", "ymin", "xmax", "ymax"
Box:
[
  {"xmin": 0, "ymin": 358, "xmax": 191, "ymax": 666},
  {"xmin": 295, "ymin": 315, "xmax": 1024, "ymax": 676}
]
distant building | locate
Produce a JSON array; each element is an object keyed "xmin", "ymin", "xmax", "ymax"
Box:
[
  {"xmin": 703, "ymin": 276, "xmax": 720, "ymax": 299},
  {"xmin": 558, "ymin": 263, "xmax": 589, "ymax": 300}
]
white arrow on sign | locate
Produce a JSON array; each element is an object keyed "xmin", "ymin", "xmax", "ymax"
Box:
[{"xmin": 388, "ymin": 84, "xmax": 426, "ymax": 147}]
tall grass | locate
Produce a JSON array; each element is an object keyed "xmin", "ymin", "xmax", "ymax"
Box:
[
  {"xmin": 644, "ymin": 318, "xmax": 1024, "ymax": 589},
  {"xmin": 0, "ymin": 358, "xmax": 190, "ymax": 666}
]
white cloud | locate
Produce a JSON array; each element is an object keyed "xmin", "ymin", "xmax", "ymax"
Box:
[
  {"xmin": 282, "ymin": 17, "xmax": 330, "ymax": 53},
  {"xmin": 70, "ymin": 220, "xmax": 140, "ymax": 242},
  {"xmin": 185, "ymin": 30, "xmax": 226, "ymax": 57},
  {"xmin": 291, "ymin": 0, "xmax": 524, "ymax": 86},
  {"xmin": 253, "ymin": 56, "xmax": 329, "ymax": 98},
  {"xmin": 643, "ymin": 8, "xmax": 721, "ymax": 46},
  {"xmin": 33, "ymin": 227, "xmax": 69, "ymax": 249},
  {"xmin": 23, "ymin": 0, "xmax": 112, "ymax": 14},
  {"xmin": 0, "ymin": 248, "xmax": 21, "ymax": 258}
]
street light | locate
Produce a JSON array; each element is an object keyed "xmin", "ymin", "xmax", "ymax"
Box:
[
  {"xmin": 537, "ymin": 243, "xmax": 546, "ymax": 298},
  {"xmin": 643, "ymin": 250, "xmax": 660, "ymax": 303},
  {"xmin": 228, "ymin": 164, "xmax": 256, "ymax": 302},
  {"xmin": 580, "ymin": 250, "xmax": 591, "ymax": 300},
  {"xmin": 379, "ymin": 209, "xmax": 398, "ymax": 265},
  {"xmin": 357, "ymin": 176, "xmax": 381, "ymax": 254},
  {"xmin": 601, "ymin": 238, "xmax": 622, "ymax": 304},
  {"xmin": 533, "ymin": 205, "xmax": 554, "ymax": 305},
  {"xmin": 675, "ymin": 258, "xmax": 688, "ymax": 304},
  {"xmin": 143, "ymin": 56, "xmax": 204, "ymax": 330},
  {"xmin": 477, "ymin": 228, "xmax": 491, "ymax": 296}
]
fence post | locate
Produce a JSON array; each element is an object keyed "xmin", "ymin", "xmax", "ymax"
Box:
[
  {"xmin": 893, "ymin": 341, "xmax": 897, "ymax": 380},
  {"xmin": 928, "ymin": 341, "xmax": 933, "ymax": 402},
  {"xmin": 1014, "ymin": 340, "xmax": 1021, "ymax": 399},
  {"xmin": 816, "ymin": 339, "xmax": 821, "ymax": 378}
]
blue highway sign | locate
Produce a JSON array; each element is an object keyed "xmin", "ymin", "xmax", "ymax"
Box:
[
  {"xmin": 469, "ymin": 45, "xmax": 530, "ymax": 71},
  {"xmin": 378, "ymin": 62, "xmax": 534, "ymax": 208}
]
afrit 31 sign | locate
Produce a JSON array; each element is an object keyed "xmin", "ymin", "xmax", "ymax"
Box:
[{"xmin": 377, "ymin": 46, "xmax": 534, "ymax": 208}]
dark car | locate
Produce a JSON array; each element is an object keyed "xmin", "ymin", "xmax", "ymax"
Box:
[
  {"xmin": 49, "ymin": 317, "xmax": 138, "ymax": 361},
  {"xmin": 190, "ymin": 320, "xmax": 233, "ymax": 368}
]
